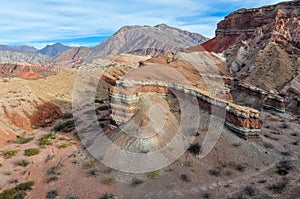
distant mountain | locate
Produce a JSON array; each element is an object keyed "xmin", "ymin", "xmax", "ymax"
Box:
[
  {"xmin": 38, "ymin": 43, "xmax": 71, "ymax": 57},
  {"xmin": 89, "ymin": 24, "xmax": 208, "ymax": 59},
  {"xmin": 0, "ymin": 50, "xmax": 51, "ymax": 64},
  {"xmin": 0, "ymin": 45, "xmax": 37, "ymax": 53}
]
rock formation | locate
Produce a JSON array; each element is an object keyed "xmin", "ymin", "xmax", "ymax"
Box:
[{"xmin": 0, "ymin": 50, "xmax": 51, "ymax": 64}]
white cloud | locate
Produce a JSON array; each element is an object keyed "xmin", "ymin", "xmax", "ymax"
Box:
[{"xmin": 0, "ymin": 0, "xmax": 286, "ymax": 47}]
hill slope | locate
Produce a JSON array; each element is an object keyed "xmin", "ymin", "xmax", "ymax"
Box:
[{"xmin": 0, "ymin": 45, "xmax": 37, "ymax": 53}]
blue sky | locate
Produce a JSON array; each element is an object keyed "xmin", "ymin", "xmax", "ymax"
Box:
[{"xmin": 0, "ymin": 0, "xmax": 285, "ymax": 49}]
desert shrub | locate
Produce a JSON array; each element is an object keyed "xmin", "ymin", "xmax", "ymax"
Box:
[
  {"xmin": 58, "ymin": 143, "xmax": 68, "ymax": 149},
  {"xmin": 24, "ymin": 148, "xmax": 40, "ymax": 156},
  {"xmin": 83, "ymin": 159, "xmax": 95, "ymax": 169},
  {"xmin": 280, "ymin": 123, "xmax": 289, "ymax": 129},
  {"xmin": 267, "ymin": 179, "xmax": 288, "ymax": 194},
  {"xmin": 0, "ymin": 181, "xmax": 34, "ymax": 199},
  {"xmin": 263, "ymin": 142, "xmax": 274, "ymax": 149},
  {"xmin": 291, "ymin": 141, "xmax": 299, "ymax": 145},
  {"xmin": 180, "ymin": 174, "xmax": 191, "ymax": 182},
  {"xmin": 3, "ymin": 150, "xmax": 19, "ymax": 159},
  {"xmin": 274, "ymin": 160, "xmax": 294, "ymax": 176},
  {"xmin": 99, "ymin": 193, "xmax": 115, "ymax": 199},
  {"xmin": 65, "ymin": 193, "xmax": 78, "ymax": 199},
  {"xmin": 235, "ymin": 164, "xmax": 246, "ymax": 172},
  {"xmin": 46, "ymin": 190, "xmax": 58, "ymax": 199},
  {"xmin": 243, "ymin": 186, "xmax": 256, "ymax": 196},
  {"xmin": 269, "ymin": 117, "xmax": 279, "ymax": 122},
  {"xmin": 146, "ymin": 170, "xmax": 159, "ymax": 179},
  {"xmin": 16, "ymin": 136, "xmax": 34, "ymax": 144},
  {"xmin": 3, "ymin": 171, "xmax": 11, "ymax": 175},
  {"xmin": 40, "ymin": 132, "xmax": 56, "ymax": 146},
  {"xmin": 187, "ymin": 143, "xmax": 201, "ymax": 155},
  {"xmin": 203, "ymin": 192, "xmax": 210, "ymax": 199},
  {"xmin": 131, "ymin": 179, "xmax": 144, "ymax": 186},
  {"xmin": 53, "ymin": 120, "xmax": 75, "ymax": 133},
  {"xmin": 232, "ymin": 142, "xmax": 242, "ymax": 147},
  {"xmin": 97, "ymin": 105, "xmax": 109, "ymax": 111},
  {"xmin": 47, "ymin": 162, "xmax": 62, "ymax": 175},
  {"xmin": 15, "ymin": 159, "xmax": 30, "ymax": 167},
  {"xmin": 208, "ymin": 168, "xmax": 220, "ymax": 176},
  {"xmin": 45, "ymin": 154, "xmax": 55, "ymax": 163},
  {"xmin": 2, "ymin": 79, "xmax": 9, "ymax": 83},
  {"xmin": 87, "ymin": 169, "xmax": 98, "ymax": 177},
  {"xmin": 47, "ymin": 176, "xmax": 59, "ymax": 183},
  {"xmin": 62, "ymin": 113, "xmax": 73, "ymax": 119},
  {"xmin": 102, "ymin": 177, "xmax": 114, "ymax": 184}
]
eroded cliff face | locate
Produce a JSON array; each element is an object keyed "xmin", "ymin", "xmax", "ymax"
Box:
[{"xmin": 190, "ymin": 1, "xmax": 300, "ymax": 53}]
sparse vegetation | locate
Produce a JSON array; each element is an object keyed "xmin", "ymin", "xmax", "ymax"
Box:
[
  {"xmin": 16, "ymin": 135, "xmax": 34, "ymax": 144},
  {"xmin": 83, "ymin": 159, "xmax": 95, "ymax": 169},
  {"xmin": 2, "ymin": 79, "xmax": 10, "ymax": 83},
  {"xmin": 102, "ymin": 177, "xmax": 114, "ymax": 184},
  {"xmin": 99, "ymin": 193, "xmax": 115, "ymax": 199},
  {"xmin": 0, "ymin": 181, "xmax": 34, "ymax": 199},
  {"xmin": 47, "ymin": 162, "xmax": 62, "ymax": 176},
  {"xmin": 87, "ymin": 169, "xmax": 98, "ymax": 177},
  {"xmin": 58, "ymin": 143, "xmax": 68, "ymax": 149},
  {"xmin": 263, "ymin": 142, "xmax": 274, "ymax": 149},
  {"xmin": 14, "ymin": 159, "xmax": 30, "ymax": 167},
  {"xmin": 40, "ymin": 132, "xmax": 56, "ymax": 146},
  {"xmin": 131, "ymin": 179, "xmax": 144, "ymax": 186},
  {"xmin": 46, "ymin": 190, "xmax": 58, "ymax": 199},
  {"xmin": 47, "ymin": 176, "xmax": 59, "ymax": 183},
  {"xmin": 267, "ymin": 178, "xmax": 288, "ymax": 194},
  {"xmin": 62, "ymin": 112, "xmax": 73, "ymax": 119},
  {"xmin": 24, "ymin": 148, "xmax": 40, "ymax": 156},
  {"xmin": 187, "ymin": 143, "xmax": 201, "ymax": 155},
  {"xmin": 274, "ymin": 160, "xmax": 294, "ymax": 176},
  {"xmin": 3, "ymin": 150, "xmax": 19, "ymax": 159},
  {"xmin": 243, "ymin": 186, "xmax": 256, "ymax": 196},
  {"xmin": 146, "ymin": 170, "xmax": 160, "ymax": 179},
  {"xmin": 208, "ymin": 168, "xmax": 221, "ymax": 177},
  {"xmin": 53, "ymin": 120, "xmax": 75, "ymax": 133},
  {"xmin": 180, "ymin": 174, "xmax": 191, "ymax": 182}
]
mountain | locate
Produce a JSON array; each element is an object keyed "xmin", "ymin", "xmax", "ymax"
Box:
[
  {"xmin": 0, "ymin": 45, "xmax": 37, "ymax": 53},
  {"xmin": 0, "ymin": 50, "xmax": 51, "ymax": 64},
  {"xmin": 89, "ymin": 24, "xmax": 208, "ymax": 59},
  {"xmin": 38, "ymin": 42, "xmax": 71, "ymax": 57}
]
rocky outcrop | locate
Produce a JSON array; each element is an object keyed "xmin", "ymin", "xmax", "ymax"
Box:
[
  {"xmin": 188, "ymin": 1, "xmax": 300, "ymax": 53},
  {"xmin": 109, "ymin": 79, "xmax": 261, "ymax": 139},
  {"xmin": 89, "ymin": 24, "xmax": 208, "ymax": 59}
]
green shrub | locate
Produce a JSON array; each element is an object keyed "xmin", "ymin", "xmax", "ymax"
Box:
[
  {"xmin": 16, "ymin": 136, "xmax": 34, "ymax": 144},
  {"xmin": 102, "ymin": 177, "xmax": 114, "ymax": 185},
  {"xmin": 24, "ymin": 148, "xmax": 40, "ymax": 156},
  {"xmin": 53, "ymin": 120, "xmax": 75, "ymax": 133},
  {"xmin": 0, "ymin": 181, "xmax": 34, "ymax": 199},
  {"xmin": 3, "ymin": 150, "xmax": 19, "ymax": 159},
  {"xmin": 40, "ymin": 133, "xmax": 56, "ymax": 146},
  {"xmin": 146, "ymin": 170, "xmax": 160, "ymax": 179},
  {"xmin": 46, "ymin": 190, "xmax": 58, "ymax": 199},
  {"xmin": 187, "ymin": 143, "xmax": 201, "ymax": 155},
  {"xmin": 15, "ymin": 159, "xmax": 30, "ymax": 167}
]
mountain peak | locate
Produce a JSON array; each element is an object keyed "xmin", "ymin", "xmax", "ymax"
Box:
[{"xmin": 38, "ymin": 43, "xmax": 71, "ymax": 57}]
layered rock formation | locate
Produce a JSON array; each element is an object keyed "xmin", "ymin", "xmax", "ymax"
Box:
[
  {"xmin": 188, "ymin": 1, "xmax": 300, "ymax": 53},
  {"xmin": 89, "ymin": 24, "xmax": 208, "ymax": 59}
]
